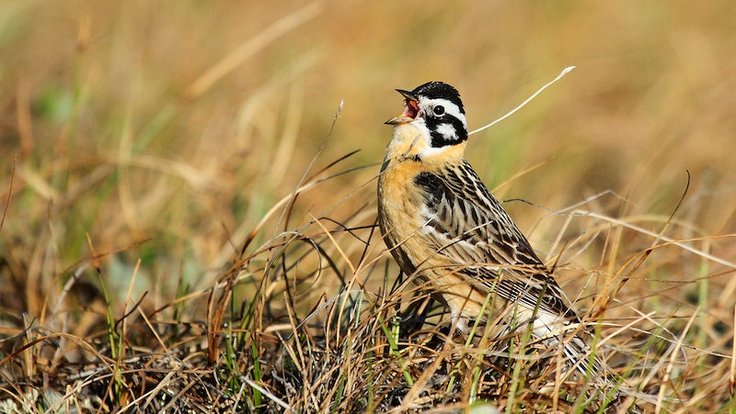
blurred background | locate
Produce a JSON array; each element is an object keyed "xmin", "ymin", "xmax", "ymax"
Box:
[
  {"xmin": 2, "ymin": 2, "xmax": 735, "ymax": 410},
  {"xmin": 1, "ymin": 0, "xmax": 734, "ymax": 312}
]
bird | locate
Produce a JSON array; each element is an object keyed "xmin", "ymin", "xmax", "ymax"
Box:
[{"xmin": 376, "ymin": 81, "xmax": 622, "ymax": 400}]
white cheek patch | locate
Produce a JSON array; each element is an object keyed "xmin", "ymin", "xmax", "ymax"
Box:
[
  {"xmin": 435, "ymin": 123, "xmax": 456, "ymax": 139},
  {"xmin": 421, "ymin": 98, "xmax": 468, "ymax": 130}
]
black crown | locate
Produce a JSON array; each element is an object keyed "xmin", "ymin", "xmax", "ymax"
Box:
[{"xmin": 412, "ymin": 81, "xmax": 465, "ymax": 114}]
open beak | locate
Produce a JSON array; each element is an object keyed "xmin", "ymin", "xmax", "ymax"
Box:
[{"xmin": 385, "ymin": 89, "xmax": 420, "ymax": 125}]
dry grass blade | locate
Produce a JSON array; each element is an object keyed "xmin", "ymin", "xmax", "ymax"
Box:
[
  {"xmin": 244, "ymin": 377, "xmax": 290, "ymax": 411},
  {"xmin": 185, "ymin": 2, "xmax": 323, "ymax": 98},
  {"xmin": 469, "ymin": 66, "xmax": 575, "ymax": 136},
  {"xmin": 731, "ymin": 305, "xmax": 736, "ymax": 396},
  {"xmin": 655, "ymin": 309, "xmax": 698, "ymax": 413},
  {"xmin": 577, "ymin": 211, "xmax": 736, "ymax": 269},
  {"xmin": 0, "ymin": 155, "xmax": 16, "ymax": 231}
]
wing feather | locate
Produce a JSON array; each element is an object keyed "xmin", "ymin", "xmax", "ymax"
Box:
[{"xmin": 414, "ymin": 161, "xmax": 579, "ymax": 322}]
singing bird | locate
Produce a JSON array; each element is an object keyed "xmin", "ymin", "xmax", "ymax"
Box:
[{"xmin": 376, "ymin": 81, "xmax": 614, "ymax": 388}]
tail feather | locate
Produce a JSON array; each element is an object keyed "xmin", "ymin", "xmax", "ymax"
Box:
[{"xmin": 529, "ymin": 317, "xmax": 647, "ymax": 413}]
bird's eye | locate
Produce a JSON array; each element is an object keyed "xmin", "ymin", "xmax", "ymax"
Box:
[{"xmin": 433, "ymin": 105, "xmax": 445, "ymax": 116}]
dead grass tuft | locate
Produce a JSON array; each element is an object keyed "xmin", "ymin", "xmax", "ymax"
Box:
[{"xmin": 1, "ymin": 147, "xmax": 734, "ymax": 412}]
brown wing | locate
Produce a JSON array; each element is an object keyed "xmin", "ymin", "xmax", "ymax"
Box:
[{"xmin": 413, "ymin": 161, "xmax": 579, "ymax": 321}]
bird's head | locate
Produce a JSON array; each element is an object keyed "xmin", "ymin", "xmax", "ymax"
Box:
[{"xmin": 385, "ymin": 81, "xmax": 468, "ymax": 148}]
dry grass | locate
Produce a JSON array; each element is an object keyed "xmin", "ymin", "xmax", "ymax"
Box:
[{"xmin": 1, "ymin": 1, "xmax": 735, "ymax": 413}]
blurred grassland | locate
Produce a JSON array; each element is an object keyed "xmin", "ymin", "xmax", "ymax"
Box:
[
  {"xmin": 1, "ymin": 0, "xmax": 735, "ymax": 412},
  {"xmin": 1, "ymin": 0, "xmax": 733, "ymax": 299}
]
